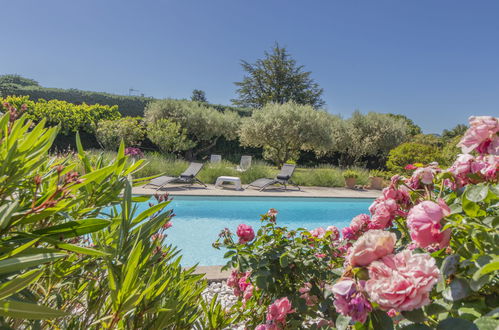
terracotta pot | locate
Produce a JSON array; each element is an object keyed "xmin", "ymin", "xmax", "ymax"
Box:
[
  {"xmin": 370, "ymin": 177, "xmax": 384, "ymax": 190},
  {"xmin": 345, "ymin": 177, "xmax": 357, "ymax": 189}
]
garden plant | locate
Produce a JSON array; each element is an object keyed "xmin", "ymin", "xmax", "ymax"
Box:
[{"xmin": 215, "ymin": 115, "xmax": 498, "ymax": 329}]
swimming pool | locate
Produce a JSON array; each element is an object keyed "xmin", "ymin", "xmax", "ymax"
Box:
[{"xmin": 135, "ymin": 196, "xmax": 373, "ymax": 266}]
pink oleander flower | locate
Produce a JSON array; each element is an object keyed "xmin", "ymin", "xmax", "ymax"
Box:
[
  {"xmin": 266, "ymin": 297, "xmax": 295, "ymax": 325},
  {"xmin": 310, "ymin": 227, "xmax": 326, "ymax": 238},
  {"xmin": 348, "ymin": 230, "xmax": 396, "ymax": 267},
  {"xmin": 369, "ymin": 199, "xmax": 398, "ymax": 229},
  {"xmin": 458, "ymin": 116, "xmax": 499, "ymax": 155},
  {"xmin": 162, "ymin": 221, "xmax": 173, "ymax": 229},
  {"xmin": 332, "ymin": 279, "xmax": 372, "ymax": 323},
  {"xmin": 299, "ymin": 282, "xmax": 319, "ymax": 306},
  {"xmin": 326, "ymin": 225, "xmax": 340, "ymax": 240},
  {"xmin": 406, "ymin": 200, "xmax": 451, "ymax": 249},
  {"xmin": 236, "ymin": 224, "xmax": 255, "ymax": 244},
  {"xmin": 365, "ymin": 250, "xmax": 440, "ymax": 311}
]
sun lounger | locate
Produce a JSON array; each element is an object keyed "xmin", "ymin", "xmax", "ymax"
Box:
[
  {"xmin": 210, "ymin": 154, "xmax": 222, "ymax": 163},
  {"xmin": 236, "ymin": 155, "xmax": 252, "ymax": 172},
  {"xmin": 247, "ymin": 164, "xmax": 300, "ymax": 191},
  {"xmin": 144, "ymin": 162, "xmax": 206, "ymax": 190}
]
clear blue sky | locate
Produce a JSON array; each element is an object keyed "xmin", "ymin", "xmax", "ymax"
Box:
[{"xmin": 1, "ymin": 0, "xmax": 498, "ymax": 133}]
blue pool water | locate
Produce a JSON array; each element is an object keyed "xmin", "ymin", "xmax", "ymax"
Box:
[{"xmin": 135, "ymin": 196, "xmax": 373, "ymax": 266}]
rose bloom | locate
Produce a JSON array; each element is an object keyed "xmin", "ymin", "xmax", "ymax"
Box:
[
  {"xmin": 341, "ymin": 214, "xmax": 370, "ymax": 240},
  {"xmin": 332, "ymin": 279, "xmax": 372, "ymax": 323},
  {"xmin": 458, "ymin": 116, "xmax": 499, "ymax": 155},
  {"xmin": 348, "ymin": 230, "xmax": 396, "ymax": 267},
  {"xmin": 409, "ymin": 166, "xmax": 438, "ymax": 188},
  {"xmin": 299, "ymin": 282, "xmax": 319, "ymax": 306},
  {"xmin": 236, "ymin": 224, "xmax": 255, "ymax": 244},
  {"xmin": 326, "ymin": 225, "xmax": 340, "ymax": 240},
  {"xmin": 369, "ymin": 199, "xmax": 398, "ymax": 229},
  {"xmin": 406, "ymin": 200, "xmax": 451, "ymax": 249},
  {"xmin": 266, "ymin": 297, "xmax": 294, "ymax": 325},
  {"xmin": 365, "ymin": 250, "xmax": 440, "ymax": 311},
  {"xmin": 310, "ymin": 227, "xmax": 326, "ymax": 238}
]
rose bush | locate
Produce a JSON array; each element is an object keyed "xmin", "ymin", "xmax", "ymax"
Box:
[{"xmin": 216, "ymin": 115, "xmax": 498, "ymax": 329}]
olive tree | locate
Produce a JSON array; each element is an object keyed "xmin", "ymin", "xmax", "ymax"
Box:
[
  {"xmin": 239, "ymin": 101, "xmax": 341, "ymax": 166},
  {"xmin": 144, "ymin": 99, "xmax": 241, "ymax": 158},
  {"xmin": 96, "ymin": 117, "xmax": 145, "ymax": 150},
  {"xmin": 147, "ymin": 118, "xmax": 195, "ymax": 154},
  {"xmin": 341, "ymin": 111, "xmax": 409, "ymax": 166}
]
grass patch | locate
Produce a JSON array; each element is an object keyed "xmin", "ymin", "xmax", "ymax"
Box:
[{"xmin": 79, "ymin": 150, "xmax": 373, "ymax": 187}]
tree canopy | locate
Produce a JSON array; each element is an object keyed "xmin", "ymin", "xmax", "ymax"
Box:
[
  {"xmin": 232, "ymin": 44, "xmax": 324, "ymax": 109},
  {"xmin": 239, "ymin": 102, "xmax": 340, "ymax": 166},
  {"xmin": 191, "ymin": 89, "xmax": 207, "ymax": 103}
]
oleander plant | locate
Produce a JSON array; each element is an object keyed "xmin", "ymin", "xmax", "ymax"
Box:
[
  {"xmin": 0, "ymin": 102, "xmax": 231, "ymax": 328},
  {"xmin": 216, "ymin": 115, "xmax": 498, "ymax": 329}
]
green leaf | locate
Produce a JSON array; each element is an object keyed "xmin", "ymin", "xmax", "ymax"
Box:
[
  {"xmin": 437, "ymin": 317, "xmax": 478, "ymax": 330},
  {"xmin": 335, "ymin": 314, "xmax": 351, "ymax": 330},
  {"xmin": 371, "ymin": 309, "xmax": 393, "ymax": 330},
  {"xmin": 0, "ymin": 253, "xmax": 65, "ymax": 275},
  {"xmin": 465, "ymin": 185, "xmax": 489, "ymax": 202},
  {"xmin": 400, "ymin": 325, "xmax": 432, "ymax": 330},
  {"xmin": 0, "ymin": 269, "xmax": 43, "ymax": 300},
  {"xmin": 443, "ymin": 278, "xmax": 471, "ymax": 301},
  {"xmin": 255, "ymin": 276, "xmax": 268, "ymax": 290},
  {"xmin": 474, "ymin": 317, "xmax": 499, "ymax": 330},
  {"xmin": 279, "ymin": 252, "xmax": 290, "ymax": 267},
  {"xmin": 441, "ymin": 254, "xmax": 460, "ymax": 276},
  {"xmin": 31, "ymin": 219, "xmax": 111, "ymax": 239},
  {"xmin": 0, "ymin": 300, "xmax": 68, "ymax": 320},
  {"xmin": 0, "ymin": 201, "xmax": 19, "ymax": 229},
  {"xmin": 473, "ymin": 257, "xmax": 499, "ymax": 281},
  {"xmin": 402, "ymin": 308, "xmax": 426, "ymax": 323}
]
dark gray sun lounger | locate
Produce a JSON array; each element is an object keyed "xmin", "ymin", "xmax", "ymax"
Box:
[
  {"xmin": 144, "ymin": 162, "xmax": 206, "ymax": 190},
  {"xmin": 247, "ymin": 164, "xmax": 300, "ymax": 191}
]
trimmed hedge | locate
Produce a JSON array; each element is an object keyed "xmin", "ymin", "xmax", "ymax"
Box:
[{"xmin": 0, "ymin": 84, "xmax": 152, "ymax": 117}]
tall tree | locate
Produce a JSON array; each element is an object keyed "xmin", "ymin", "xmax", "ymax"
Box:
[
  {"xmin": 191, "ymin": 89, "xmax": 207, "ymax": 103},
  {"xmin": 232, "ymin": 44, "xmax": 325, "ymax": 109}
]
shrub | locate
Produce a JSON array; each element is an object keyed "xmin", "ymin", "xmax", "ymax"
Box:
[
  {"xmin": 342, "ymin": 169, "xmax": 359, "ymax": 179},
  {"xmin": 216, "ymin": 115, "xmax": 499, "ymax": 329},
  {"xmin": 147, "ymin": 118, "xmax": 195, "ymax": 154},
  {"xmin": 386, "ymin": 142, "xmax": 444, "ymax": 173},
  {"xmin": 0, "ymin": 95, "xmax": 120, "ymax": 134},
  {"xmin": 96, "ymin": 116, "xmax": 145, "ymax": 150},
  {"xmin": 239, "ymin": 101, "xmax": 342, "ymax": 166},
  {"xmin": 0, "ymin": 102, "xmax": 231, "ymax": 328}
]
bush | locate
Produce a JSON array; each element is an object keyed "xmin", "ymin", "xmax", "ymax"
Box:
[
  {"xmin": 215, "ymin": 115, "xmax": 499, "ymax": 328},
  {"xmin": 0, "ymin": 95, "xmax": 120, "ymax": 134},
  {"xmin": 0, "ymin": 102, "xmax": 230, "ymax": 328},
  {"xmin": 147, "ymin": 118, "xmax": 195, "ymax": 154},
  {"xmin": 96, "ymin": 116, "xmax": 145, "ymax": 150},
  {"xmin": 342, "ymin": 169, "xmax": 359, "ymax": 179},
  {"xmin": 386, "ymin": 142, "xmax": 444, "ymax": 173}
]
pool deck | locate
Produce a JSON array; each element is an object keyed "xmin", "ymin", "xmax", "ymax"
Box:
[
  {"xmin": 135, "ymin": 184, "xmax": 381, "ymax": 281},
  {"xmin": 133, "ymin": 184, "xmax": 382, "ymax": 199}
]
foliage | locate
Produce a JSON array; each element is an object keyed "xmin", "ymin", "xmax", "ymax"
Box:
[
  {"xmin": 232, "ymin": 43, "xmax": 325, "ymax": 109},
  {"xmin": 239, "ymin": 102, "xmax": 340, "ymax": 166},
  {"xmin": 412, "ymin": 133, "xmax": 444, "ymax": 148},
  {"xmin": 386, "ymin": 142, "xmax": 444, "ymax": 173},
  {"xmin": 0, "ymin": 74, "xmax": 39, "ymax": 87},
  {"xmin": 0, "ymin": 77, "xmax": 152, "ymax": 117},
  {"xmin": 191, "ymin": 89, "xmax": 207, "ymax": 103},
  {"xmin": 216, "ymin": 115, "xmax": 499, "ymax": 329},
  {"xmin": 386, "ymin": 113, "xmax": 422, "ymax": 136},
  {"xmin": 441, "ymin": 135, "xmax": 463, "ymax": 166},
  {"xmin": 0, "ymin": 95, "xmax": 120, "ymax": 135},
  {"xmin": 96, "ymin": 116, "xmax": 145, "ymax": 150},
  {"xmin": 342, "ymin": 169, "xmax": 360, "ymax": 179},
  {"xmin": 341, "ymin": 111, "xmax": 409, "ymax": 166},
  {"xmin": 442, "ymin": 124, "xmax": 468, "ymax": 140},
  {"xmin": 147, "ymin": 118, "xmax": 195, "ymax": 154},
  {"xmin": 144, "ymin": 98, "xmax": 241, "ymax": 157},
  {"xmin": 0, "ymin": 102, "xmax": 230, "ymax": 328}
]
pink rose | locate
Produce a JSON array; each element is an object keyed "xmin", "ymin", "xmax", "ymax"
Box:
[
  {"xmin": 347, "ymin": 230, "xmax": 396, "ymax": 267},
  {"xmin": 266, "ymin": 297, "xmax": 294, "ymax": 325},
  {"xmin": 299, "ymin": 282, "xmax": 319, "ymax": 306},
  {"xmin": 409, "ymin": 167, "xmax": 438, "ymax": 189},
  {"xmin": 369, "ymin": 199, "xmax": 398, "ymax": 229},
  {"xmin": 342, "ymin": 214, "xmax": 370, "ymax": 240},
  {"xmin": 458, "ymin": 116, "xmax": 499, "ymax": 155},
  {"xmin": 406, "ymin": 200, "xmax": 451, "ymax": 249},
  {"xmin": 332, "ymin": 279, "xmax": 372, "ymax": 323},
  {"xmin": 236, "ymin": 224, "xmax": 255, "ymax": 244},
  {"xmin": 326, "ymin": 226, "xmax": 340, "ymax": 240},
  {"xmin": 255, "ymin": 324, "xmax": 277, "ymax": 330},
  {"xmin": 310, "ymin": 227, "xmax": 326, "ymax": 238},
  {"xmin": 243, "ymin": 283, "xmax": 253, "ymax": 301},
  {"xmin": 365, "ymin": 250, "xmax": 440, "ymax": 311}
]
